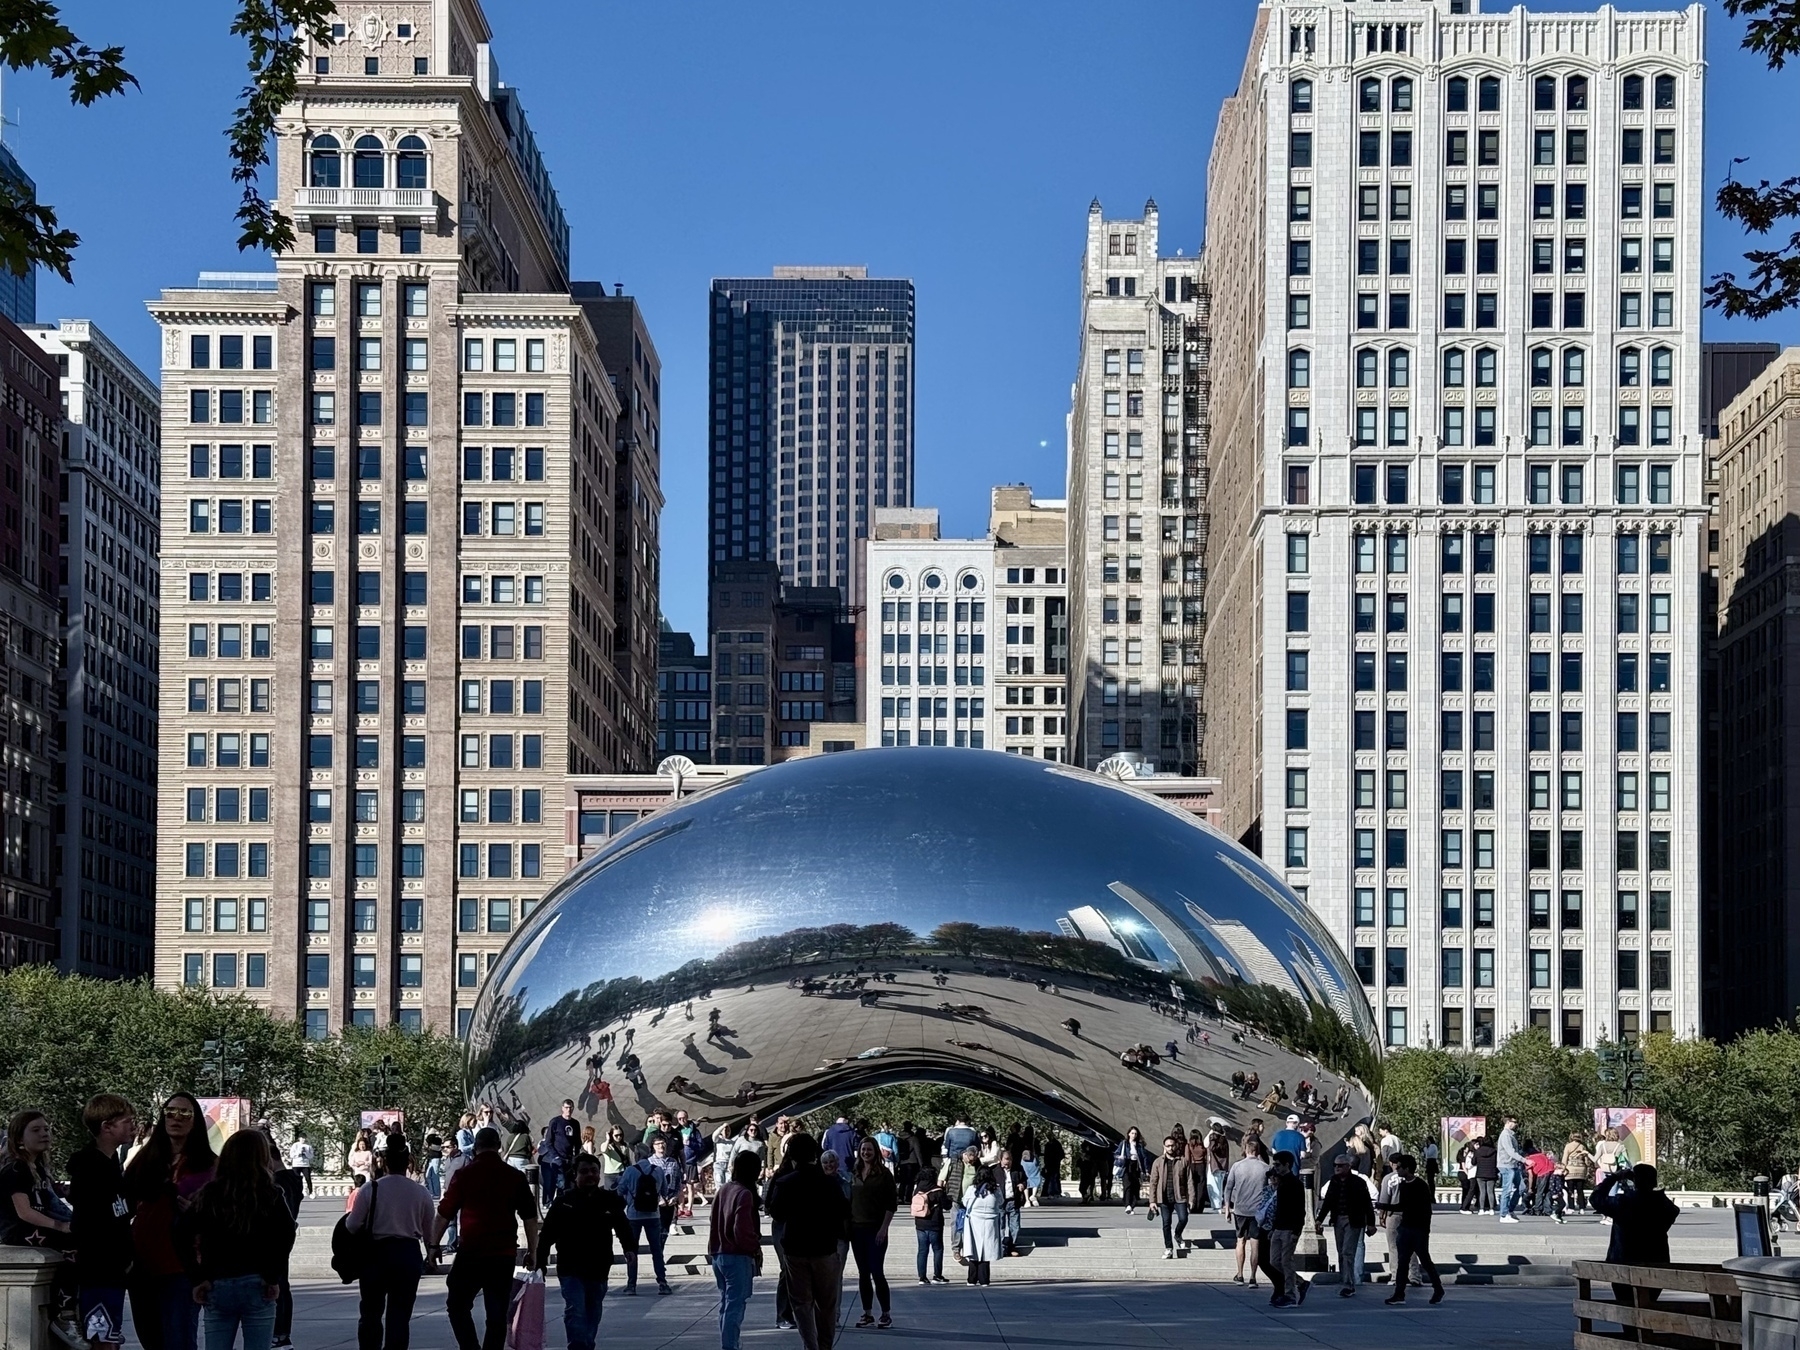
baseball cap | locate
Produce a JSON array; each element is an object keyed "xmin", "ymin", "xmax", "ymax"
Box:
[{"xmin": 1286, "ymin": 1114, "xmax": 1300, "ymax": 1125}]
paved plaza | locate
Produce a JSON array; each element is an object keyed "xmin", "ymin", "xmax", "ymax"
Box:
[
  {"xmin": 256, "ymin": 1193, "xmax": 1753, "ymax": 1348},
  {"xmin": 285, "ymin": 1277, "xmax": 1580, "ymax": 1350}
]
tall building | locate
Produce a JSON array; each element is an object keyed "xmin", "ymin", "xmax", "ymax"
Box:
[
  {"xmin": 863, "ymin": 490, "xmax": 1071, "ymax": 758},
  {"xmin": 26, "ymin": 320, "xmax": 160, "ymax": 978},
  {"xmin": 864, "ymin": 509, "xmax": 992, "ymax": 750},
  {"xmin": 0, "ymin": 312, "xmax": 62, "ymax": 970},
  {"xmin": 990, "ymin": 486, "xmax": 1071, "ymax": 761},
  {"xmin": 706, "ymin": 268, "xmax": 913, "ymax": 763},
  {"xmin": 711, "ymin": 562, "xmax": 862, "ymax": 762},
  {"xmin": 656, "ymin": 625, "xmax": 711, "ymax": 762},
  {"xmin": 1065, "ymin": 201, "xmax": 1209, "ymax": 775},
  {"xmin": 1202, "ymin": 0, "xmax": 1706, "ymax": 1050},
  {"xmin": 1713, "ymin": 348, "xmax": 1800, "ymax": 1034},
  {"xmin": 0, "ymin": 144, "xmax": 38, "ymax": 325},
  {"xmin": 573, "ymin": 284, "xmax": 663, "ymax": 771},
  {"xmin": 1697, "ymin": 340, "xmax": 1778, "ymax": 1033},
  {"xmin": 149, "ymin": 3, "xmax": 650, "ymax": 1037}
]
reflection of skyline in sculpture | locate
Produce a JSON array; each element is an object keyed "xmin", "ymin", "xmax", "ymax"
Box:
[{"xmin": 465, "ymin": 750, "xmax": 1380, "ymax": 1147}]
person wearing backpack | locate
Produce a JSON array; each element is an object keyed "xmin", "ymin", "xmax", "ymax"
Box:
[
  {"xmin": 909, "ymin": 1169, "xmax": 947, "ymax": 1284},
  {"xmin": 618, "ymin": 1139, "xmax": 679, "ymax": 1295}
]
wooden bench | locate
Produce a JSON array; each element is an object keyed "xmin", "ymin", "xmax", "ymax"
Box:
[{"xmin": 1572, "ymin": 1261, "xmax": 1742, "ymax": 1349}]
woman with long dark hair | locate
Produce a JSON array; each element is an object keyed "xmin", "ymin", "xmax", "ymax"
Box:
[
  {"xmin": 1, "ymin": 1108, "xmax": 78, "ymax": 1332},
  {"xmin": 848, "ymin": 1138, "xmax": 897, "ymax": 1328},
  {"xmin": 178, "ymin": 1131, "xmax": 295, "ymax": 1350},
  {"xmin": 124, "ymin": 1092, "xmax": 218, "ymax": 1350}
]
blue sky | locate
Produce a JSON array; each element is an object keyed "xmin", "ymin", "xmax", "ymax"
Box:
[{"xmin": 16, "ymin": 0, "xmax": 1800, "ymax": 637}]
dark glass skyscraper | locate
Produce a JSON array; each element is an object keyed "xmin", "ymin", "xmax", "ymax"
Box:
[
  {"xmin": 708, "ymin": 268, "xmax": 914, "ymax": 592},
  {"xmin": 0, "ymin": 144, "xmax": 38, "ymax": 324},
  {"xmin": 707, "ymin": 268, "xmax": 912, "ymax": 766}
]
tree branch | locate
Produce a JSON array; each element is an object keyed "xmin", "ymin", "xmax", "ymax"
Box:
[
  {"xmin": 228, "ymin": 0, "xmax": 336, "ymax": 255},
  {"xmin": 1722, "ymin": 0, "xmax": 1800, "ymax": 72}
]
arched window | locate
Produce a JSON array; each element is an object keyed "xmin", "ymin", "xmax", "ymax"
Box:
[
  {"xmin": 1566, "ymin": 74, "xmax": 1588, "ymax": 110},
  {"xmin": 1563, "ymin": 347, "xmax": 1586, "ymax": 388},
  {"xmin": 1391, "ymin": 76, "xmax": 1413, "ymax": 112},
  {"xmin": 1287, "ymin": 349, "xmax": 1311, "ymax": 389},
  {"xmin": 1355, "ymin": 347, "xmax": 1378, "ymax": 389},
  {"xmin": 1290, "ymin": 79, "xmax": 1312, "ymax": 113},
  {"xmin": 1531, "ymin": 346, "xmax": 1554, "ymax": 388},
  {"xmin": 396, "ymin": 135, "xmax": 428, "ymax": 190},
  {"xmin": 1649, "ymin": 346, "xmax": 1673, "ymax": 387},
  {"xmin": 1442, "ymin": 347, "xmax": 1466, "ymax": 388},
  {"xmin": 1446, "ymin": 76, "xmax": 1468, "ymax": 111},
  {"xmin": 1474, "ymin": 347, "xmax": 1498, "ymax": 388},
  {"xmin": 1477, "ymin": 75, "xmax": 1501, "ymax": 110},
  {"xmin": 1618, "ymin": 346, "xmax": 1642, "ymax": 387},
  {"xmin": 308, "ymin": 135, "xmax": 341, "ymax": 188},
  {"xmin": 353, "ymin": 135, "xmax": 384, "ymax": 190},
  {"xmin": 1534, "ymin": 75, "xmax": 1557, "ymax": 110},
  {"xmin": 1622, "ymin": 73, "xmax": 1644, "ymax": 110},
  {"xmin": 1388, "ymin": 348, "xmax": 1410, "ymax": 389},
  {"xmin": 1360, "ymin": 77, "xmax": 1381, "ymax": 112}
]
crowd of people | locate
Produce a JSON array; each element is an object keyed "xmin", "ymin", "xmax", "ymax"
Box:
[{"xmin": 0, "ymin": 1086, "xmax": 1694, "ymax": 1349}]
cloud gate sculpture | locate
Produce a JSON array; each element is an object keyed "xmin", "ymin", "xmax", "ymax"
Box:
[{"xmin": 466, "ymin": 750, "xmax": 1379, "ymax": 1154}]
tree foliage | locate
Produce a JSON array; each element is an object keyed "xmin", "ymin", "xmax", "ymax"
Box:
[
  {"xmin": 1382, "ymin": 1023, "xmax": 1800, "ymax": 1188},
  {"xmin": 0, "ymin": 968, "xmax": 463, "ymax": 1166},
  {"xmin": 1708, "ymin": 0, "xmax": 1800, "ymax": 317},
  {"xmin": 0, "ymin": 0, "xmax": 337, "ymax": 283}
]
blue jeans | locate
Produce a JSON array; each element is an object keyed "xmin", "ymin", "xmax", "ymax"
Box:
[
  {"xmin": 557, "ymin": 1276, "xmax": 606, "ymax": 1350},
  {"xmin": 625, "ymin": 1216, "xmax": 667, "ymax": 1288},
  {"xmin": 712, "ymin": 1253, "xmax": 754, "ymax": 1350},
  {"xmin": 201, "ymin": 1274, "xmax": 275, "ymax": 1350},
  {"xmin": 539, "ymin": 1161, "xmax": 562, "ymax": 1208},
  {"xmin": 915, "ymin": 1228, "xmax": 943, "ymax": 1281},
  {"xmin": 1499, "ymin": 1165, "xmax": 1526, "ymax": 1217}
]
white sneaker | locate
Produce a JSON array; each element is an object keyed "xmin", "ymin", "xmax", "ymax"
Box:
[
  {"xmin": 1163, "ymin": 1250, "xmax": 1175, "ymax": 1260},
  {"xmin": 1499, "ymin": 1215, "xmax": 1520, "ymax": 1224}
]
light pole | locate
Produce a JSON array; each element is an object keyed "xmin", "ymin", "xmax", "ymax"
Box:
[
  {"xmin": 201, "ymin": 1037, "xmax": 245, "ymax": 1097},
  {"xmin": 1596, "ymin": 1042, "xmax": 1647, "ymax": 1101}
]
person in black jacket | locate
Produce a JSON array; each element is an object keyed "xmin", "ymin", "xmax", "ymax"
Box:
[
  {"xmin": 1313, "ymin": 1154, "xmax": 1377, "ymax": 1297},
  {"xmin": 534, "ymin": 1156, "xmax": 635, "ymax": 1350},
  {"xmin": 765, "ymin": 1134, "xmax": 850, "ymax": 1350},
  {"xmin": 69, "ymin": 1094, "xmax": 139, "ymax": 1350},
  {"xmin": 1592, "ymin": 1164, "xmax": 1679, "ymax": 1308},
  {"xmin": 177, "ymin": 1131, "xmax": 297, "ymax": 1350},
  {"xmin": 1382, "ymin": 1155, "xmax": 1444, "ymax": 1306},
  {"xmin": 1257, "ymin": 1151, "xmax": 1308, "ymax": 1307}
]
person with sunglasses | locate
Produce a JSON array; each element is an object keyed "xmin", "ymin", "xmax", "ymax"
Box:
[{"xmin": 124, "ymin": 1094, "xmax": 217, "ymax": 1350}]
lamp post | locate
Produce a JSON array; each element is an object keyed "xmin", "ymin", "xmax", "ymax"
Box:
[
  {"xmin": 1596, "ymin": 1042, "xmax": 1647, "ymax": 1102},
  {"xmin": 363, "ymin": 1054, "xmax": 398, "ymax": 1110},
  {"xmin": 1443, "ymin": 1063, "xmax": 1483, "ymax": 1115},
  {"xmin": 200, "ymin": 1037, "xmax": 245, "ymax": 1098}
]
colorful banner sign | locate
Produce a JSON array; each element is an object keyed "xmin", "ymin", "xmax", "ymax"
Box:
[
  {"xmin": 197, "ymin": 1097, "xmax": 255, "ymax": 1153},
  {"xmin": 1441, "ymin": 1114, "xmax": 1487, "ymax": 1165},
  {"xmin": 1594, "ymin": 1107, "xmax": 1656, "ymax": 1167},
  {"xmin": 360, "ymin": 1110, "xmax": 406, "ymax": 1134},
  {"xmin": 1594, "ymin": 1107, "xmax": 1657, "ymax": 1167}
]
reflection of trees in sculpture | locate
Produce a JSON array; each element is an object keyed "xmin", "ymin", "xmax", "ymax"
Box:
[{"xmin": 466, "ymin": 919, "xmax": 1377, "ymax": 1099}]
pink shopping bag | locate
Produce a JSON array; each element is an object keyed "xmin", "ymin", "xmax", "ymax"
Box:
[{"xmin": 507, "ymin": 1270, "xmax": 545, "ymax": 1350}]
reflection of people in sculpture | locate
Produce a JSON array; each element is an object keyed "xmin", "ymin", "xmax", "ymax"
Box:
[
  {"xmin": 734, "ymin": 1082, "xmax": 761, "ymax": 1107},
  {"xmin": 1061, "ymin": 1018, "xmax": 1081, "ymax": 1038},
  {"xmin": 947, "ymin": 1039, "xmax": 993, "ymax": 1053},
  {"xmin": 667, "ymin": 1075, "xmax": 696, "ymax": 1099}
]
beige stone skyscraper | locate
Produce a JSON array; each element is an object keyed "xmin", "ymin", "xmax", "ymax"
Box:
[
  {"xmin": 151, "ymin": 3, "xmax": 648, "ymax": 1037},
  {"xmin": 1065, "ymin": 201, "xmax": 1209, "ymax": 773}
]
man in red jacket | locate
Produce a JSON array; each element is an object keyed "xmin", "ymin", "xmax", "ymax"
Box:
[{"xmin": 432, "ymin": 1128, "xmax": 539, "ymax": 1350}]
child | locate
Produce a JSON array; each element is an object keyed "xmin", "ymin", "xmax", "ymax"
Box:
[{"xmin": 67, "ymin": 1094, "xmax": 139, "ymax": 1350}]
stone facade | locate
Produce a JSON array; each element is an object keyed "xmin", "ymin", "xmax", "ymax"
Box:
[
  {"xmin": 1201, "ymin": 0, "xmax": 1707, "ymax": 1049},
  {"xmin": 148, "ymin": 0, "xmax": 645, "ymax": 1037},
  {"xmin": 25, "ymin": 320, "xmax": 161, "ymax": 978},
  {"xmin": 1064, "ymin": 202, "xmax": 1208, "ymax": 775},
  {"xmin": 0, "ymin": 314, "xmax": 62, "ymax": 972},
  {"xmin": 1713, "ymin": 349, "xmax": 1800, "ymax": 1035}
]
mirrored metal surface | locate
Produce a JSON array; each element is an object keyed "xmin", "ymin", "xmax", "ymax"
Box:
[{"xmin": 467, "ymin": 750, "xmax": 1379, "ymax": 1151}]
